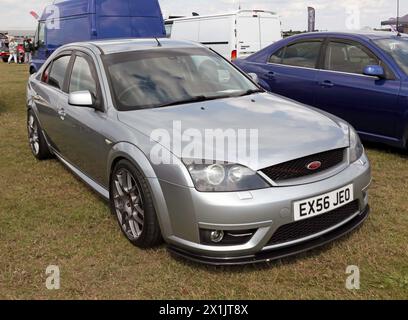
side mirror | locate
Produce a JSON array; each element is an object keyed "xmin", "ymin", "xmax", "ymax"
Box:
[
  {"xmin": 68, "ymin": 91, "xmax": 95, "ymax": 107},
  {"xmin": 363, "ymin": 65, "xmax": 385, "ymax": 78},
  {"xmin": 248, "ymin": 72, "xmax": 259, "ymax": 84}
]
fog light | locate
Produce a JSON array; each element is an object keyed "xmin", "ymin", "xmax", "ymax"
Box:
[{"xmin": 210, "ymin": 230, "xmax": 224, "ymax": 243}]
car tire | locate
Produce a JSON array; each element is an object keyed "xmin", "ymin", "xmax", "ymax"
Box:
[
  {"xmin": 27, "ymin": 109, "xmax": 53, "ymax": 160},
  {"xmin": 110, "ymin": 159, "xmax": 163, "ymax": 248}
]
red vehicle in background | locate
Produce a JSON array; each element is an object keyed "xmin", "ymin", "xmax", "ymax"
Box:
[
  {"xmin": 0, "ymin": 48, "xmax": 8, "ymax": 62},
  {"xmin": 0, "ymin": 43, "xmax": 25, "ymax": 63}
]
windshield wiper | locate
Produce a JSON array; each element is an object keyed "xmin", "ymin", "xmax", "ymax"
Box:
[
  {"xmin": 153, "ymin": 90, "xmax": 264, "ymax": 109},
  {"xmin": 235, "ymin": 89, "xmax": 264, "ymax": 97},
  {"xmin": 155, "ymin": 95, "xmax": 235, "ymax": 108}
]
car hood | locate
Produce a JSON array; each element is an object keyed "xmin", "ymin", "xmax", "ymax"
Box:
[{"xmin": 118, "ymin": 93, "xmax": 349, "ymax": 171}]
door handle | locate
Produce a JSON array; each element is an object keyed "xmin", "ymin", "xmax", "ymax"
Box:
[
  {"xmin": 319, "ymin": 80, "xmax": 334, "ymax": 88},
  {"xmin": 58, "ymin": 108, "xmax": 66, "ymax": 120},
  {"xmin": 33, "ymin": 94, "xmax": 42, "ymax": 102},
  {"xmin": 265, "ymin": 71, "xmax": 276, "ymax": 79}
]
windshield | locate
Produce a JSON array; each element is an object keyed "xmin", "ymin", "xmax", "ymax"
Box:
[
  {"xmin": 375, "ymin": 38, "xmax": 408, "ymax": 75},
  {"xmin": 103, "ymin": 47, "xmax": 260, "ymax": 111}
]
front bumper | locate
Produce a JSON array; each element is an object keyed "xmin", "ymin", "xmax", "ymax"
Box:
[
  {"xmin": 168, "ymin": 205, "xmax": 370, "ymax": 265},
  {"xmin": 159, "ymin": 154, "xmax": 371, "ymax": 265}
]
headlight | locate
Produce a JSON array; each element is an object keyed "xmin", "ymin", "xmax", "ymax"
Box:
[
  {"xmin": 349, "ymin": 127, "xmax": 364, "ymax": 163},
  {"xmin": 184, "ymin": 160, "xmax": 270, "ymax": 192}
]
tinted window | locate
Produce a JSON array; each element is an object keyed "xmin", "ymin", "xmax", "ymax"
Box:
[
  {"xmin": 103, "ymin": 48, "xmax": 259, "ymax": 111},
  {"xmin": 69, "ymin": 56, "xmax": 97, "ymax": 96},
  {"xmin": 268, "ymin": 47, "xmax": 284, "ymax": 64},
  {"xmin": 48, "ymin": 56, "xmax": 71, "ymax": 90},
  {"xmin": 281, "ymin": 41, "xmax": 321, "ymax": 68},
  {"xmin": 325, "ymin": 41, "xmax": 378, "ymax": 74}
]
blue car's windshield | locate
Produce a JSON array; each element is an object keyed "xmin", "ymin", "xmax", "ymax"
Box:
[
  {"xmin": 103, "ymin": 48, "xmax": 260, "ymax": 111},
  {"xmin": 375, "ymin": 38, "xmax": 408, "ymax": 75}
]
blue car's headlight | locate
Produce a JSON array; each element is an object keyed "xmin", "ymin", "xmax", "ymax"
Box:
[
  {"xmin": 184, "ymin": 160, "xmax": 270, "ymax": 192},
  {"xmin": 349, "ymin": 127, "xmax": 364, "ymax": 163}
]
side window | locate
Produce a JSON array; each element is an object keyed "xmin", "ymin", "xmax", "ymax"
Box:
[
  {"xmin": 48, "ymin": 55, "xmax": 71, "ymax": 90},
  {"xmin": 281, "ymin": 41, "xmax": 322, "ymax": 68},
  {"xmin": 69, "ymin": 56, "xmax": 97, "ymax": 96},
  {"xmin": 268, "ymin": 47, "xmax": 285, "ymax": 64},
  {"xmin": 324, "ymin": 41, "xmax": 378, "ymax": 74},
  {"xmin": 282, "ymin": 41, "xmax": 322, "ymax": 68},
  {"xmin": 165, "ymin": 22, "xmax": 173, "ymax": 38},
  {"xmin": 35, "ymin": 21, "xmax": 46, "ymax": 48}
]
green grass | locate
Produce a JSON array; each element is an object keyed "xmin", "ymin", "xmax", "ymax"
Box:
[{"xmin": 0, "ymin": 62, "xmax": 407, "ymax": 300}]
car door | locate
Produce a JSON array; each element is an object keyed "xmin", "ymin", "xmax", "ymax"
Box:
[
  {"xmin": 259, "ymin": 39, "xmax": 323, "ymax": 106},
  {"xmin": 33, "ymin": 53, "xmax": 73, "ymax": 153},
  {"xmin": 58, "ymin": 51, "xmax": 111, "ymax": 185},
  {"xmin": 315, "ymin": 39, "xmax": 401, "ymax": 140}
]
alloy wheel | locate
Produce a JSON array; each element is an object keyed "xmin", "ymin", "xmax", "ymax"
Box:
[
  {"xmin": 112, "ymin": 169, "xmax": 145, "ymax": 240},
  {"xmin": 28, "ymin": 114, "xmax": 40, "ymax": 156}
]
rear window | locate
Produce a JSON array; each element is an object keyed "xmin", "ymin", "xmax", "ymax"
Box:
[
  {"xmin": 269, "ymin": 47, "xmax": 285, "ymax": 64},
  {"xmin": 268, "ymin": 41, "xmax": 322, "ymax": 68},
  {"xmin": 282, "ymin": 41, "xmax": 322, "ymax": 68},
  {"xmin": 48, "ymin": 55, "xmax": 71, "ymax": 90}
]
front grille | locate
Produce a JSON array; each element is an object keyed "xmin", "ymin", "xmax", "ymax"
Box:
[
  {"xmin": 261, "ymin": 148, "xmax": 345, "ymax": 182},
  {"xmin": 267, "ymin": 201, "xmax": 359, "ymax": 246}
]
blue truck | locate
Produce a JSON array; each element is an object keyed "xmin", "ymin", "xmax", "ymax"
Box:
[{"xmin": 30, "ymin": 0, "xmax": 166, "ymax": 74}]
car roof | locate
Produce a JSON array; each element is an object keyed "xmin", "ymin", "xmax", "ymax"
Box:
[
  {"xmin": 64, "ymin": 38, "xmax": 203, "ymax": 55},
  {"xmin": 166, "ymin": 9, "xmax": 278, "ymax": 22},
  {"xmin": 287, "ymin": 30, "xmax": 408, "ymax": 41}
]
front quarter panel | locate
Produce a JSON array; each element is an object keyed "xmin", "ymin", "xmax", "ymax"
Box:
[{"xmin": 107, "ymin": 141, "xmax": 191, "ymax": 239}]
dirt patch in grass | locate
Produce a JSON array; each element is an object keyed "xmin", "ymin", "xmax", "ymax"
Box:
[{"xmin": 0, "ymin": 62, "xmax": 407, "ymax": 300}]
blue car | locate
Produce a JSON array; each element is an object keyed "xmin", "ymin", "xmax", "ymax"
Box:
[
  {"xmin": 30, "ymin": 0, "xmax": 166, "ymax": 74},
  {"xmin": 234, "ymin": 32, "xmax": 408, "ymax": 150}
]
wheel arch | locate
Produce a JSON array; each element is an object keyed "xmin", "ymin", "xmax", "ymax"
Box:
[{"xmin": 107, "ymin": 142, "xmax": 173, "ymax": 239}]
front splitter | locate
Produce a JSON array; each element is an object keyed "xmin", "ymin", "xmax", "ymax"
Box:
[{"xmin": 168, "ymin": 206, "xmax": 370, "ymax": 266}]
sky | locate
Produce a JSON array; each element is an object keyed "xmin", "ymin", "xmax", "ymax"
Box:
[{"xmin": 0, "ymin": 0, "xmax": 407, "ymax": 31}]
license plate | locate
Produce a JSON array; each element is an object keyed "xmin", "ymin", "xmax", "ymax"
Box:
[{"xmin": 294, "ymin": 184, "xmax": 354, "ymax": 222}]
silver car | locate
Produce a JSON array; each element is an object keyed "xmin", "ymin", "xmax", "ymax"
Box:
[{"xmin": 26, "ymin": 39, "xmax": 371, "ymax": 265}]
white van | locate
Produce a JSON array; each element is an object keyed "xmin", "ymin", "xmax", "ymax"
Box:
[{"xmin": 165, "ymin": 10, "xmax": 282, "ymax": 60}]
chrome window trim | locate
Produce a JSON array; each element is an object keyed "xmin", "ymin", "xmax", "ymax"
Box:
[
  {"xmin": 266, "ymin": 61, "xmax": 384, "ymax": 79},
  {"xmin": 317, "ymin": 68, "xmax": 383, "ymax": 79},
  {"xmin": 266, "ymin": 61, "xmax": 318, "ymax": 71}
]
